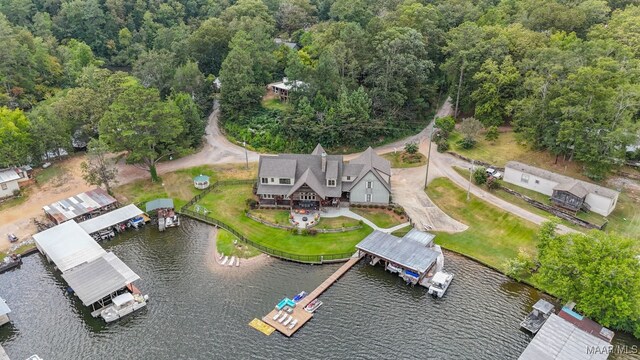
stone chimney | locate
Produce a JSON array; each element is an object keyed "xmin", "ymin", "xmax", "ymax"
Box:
[{"xmin": 321, "ymin": 152, "xmax": 327, "ymax": 172}]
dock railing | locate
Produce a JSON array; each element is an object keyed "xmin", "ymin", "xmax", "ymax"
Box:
[{"xmin": 179, "ymin": 180, "xmax": 354, "ymax": 264}]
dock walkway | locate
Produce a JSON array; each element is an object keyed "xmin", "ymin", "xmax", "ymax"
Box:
[{"xmin": 261, "ymin": 254, "xmax": 362, "ymax": 337}]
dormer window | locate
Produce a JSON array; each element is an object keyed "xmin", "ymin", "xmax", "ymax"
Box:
[{"xmin": 327, "ymin": 179, "xmax": 336, "ymax": 187}]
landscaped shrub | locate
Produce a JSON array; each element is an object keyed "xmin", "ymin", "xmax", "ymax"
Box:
[
  {"xmin": 457, "ymin": 137, "xmax": 477, "ymax": 149},
  {"xmin": 307, "ymin": 229, "xmax": 318, "ymax": 236},
  {"xmin": 404, "ymin": 142, "xmax": 419, "ymax": 154},
  {"xmin": 393, "ymin": 206, "xmax": 405, "ymax": 215},
  {"xmin": 436, "ymin": 139, "xmax": 449, "ymax": 152},
  {"xmin": 245, "ymin": 198, "xmax": 257, "ymax": 209},
  {"xmin": 473, "ymin": 166, "xmax": 488, "ymax": 185}
]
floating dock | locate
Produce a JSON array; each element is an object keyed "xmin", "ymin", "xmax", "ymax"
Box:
[{"xmin": 261, "ymin": 255, "xmax": 362, "ymax": 337}]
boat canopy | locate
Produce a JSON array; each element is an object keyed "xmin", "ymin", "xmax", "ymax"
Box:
[
  {"xmin": 533, "ymin": 299, "xmax": 555, "ymax": 315},
  {"xmin": 112, "ymin": 292, "xmax": 135, "ymax": 307}
]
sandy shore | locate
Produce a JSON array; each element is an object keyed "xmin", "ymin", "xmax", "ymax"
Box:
[{"xmin": 205, "ymin": 227, "xmax": 270, "ymax": 274}]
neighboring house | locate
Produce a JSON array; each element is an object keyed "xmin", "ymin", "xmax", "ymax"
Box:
[
  {"xmin": 504, "ymin": 161, "xmax": 619, "ymax": 216},
  {"xmin": 0, "ymin": 168, "xmax": 20, "ymax": 198},
  {"xmin": 268, "ymin": 78, "xmax": 307, "ymax": 101},
  {"xmin": 256, "ymin": 144, "xmax": 391, "ymax": 208},
  {"xmin": 274, "ymin": 38, "xmax": 298, "ymax": 50}
]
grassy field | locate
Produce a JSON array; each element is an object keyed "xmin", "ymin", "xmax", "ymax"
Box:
[
  {"xmin": 262, "ymin": 97, "xmax": 291, "ymax": 112},
  {"xmin": 452, "ymin": 166, "xmax": 638, "ymax": 237},
  {"xmin": 34, "ymin": 165, "xmax": 69, "ymax": 184},
  {"xmin": 391, "ymin": 225, "xmax": 413, "ymax": 237},
  {"xmin": 114, "ymin": 164, "xmax": 257, "ymax": 210},
  {"xmin": 449, "ymin": 130, "xmax": 592, "ymax": 181},
  {"xmin": 216, "ymin": 229, "xmax": 261, "ymax": 258},
  {"xmin": 426, "ymin": 177, "xmax": 540, "ymax": 271},
  {"xmin": 382, "ymin": 151, "xmax": 427, "ymax": 168},
  {"xmin": 351, "ymin": 207, "xmax": 405, "ymax": 228},
  {"xmin": 316, "ymin": 216, "xmax": 361, "ymax": 229},
  {"xmin": 196, "ymin": 183, "xmax": 372, "ymax": 256}
]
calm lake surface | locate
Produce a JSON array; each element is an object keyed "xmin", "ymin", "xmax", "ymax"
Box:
[{"xmin": 1, "ymin": 219, "xmax": 639, "ymax": 359}]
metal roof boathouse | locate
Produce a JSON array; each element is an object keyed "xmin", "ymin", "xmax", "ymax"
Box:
[
  {"xmin": 43, "ymin": 188, "xmax": 118, "ymax": 224},
  {"xmin": 356, "ymin": 229, "xmax": 443, "ymax": 287}
]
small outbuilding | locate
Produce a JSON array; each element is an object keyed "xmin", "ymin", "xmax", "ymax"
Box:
[
  {"xmin": 193, "ymin": 174, "xmax": 210, "ymax": 189},
  {"xmin": 0, "ymin": 168, "xmax": 20, "ymax": 199}
]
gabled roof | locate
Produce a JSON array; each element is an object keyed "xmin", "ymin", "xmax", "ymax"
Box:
[
  {"xmin": 259, "ymin": 157, "xmax": 297, "ymax": 179},
  {"xmin": 0, "ymin": 169, "xmax": 20, "ymax": 183},
  {"xmin": 350, "ymin": 147, "xmax": 391, "ymax": 177},
  {"xmin": 287, "ymin": 168, "xmax": 326, "ymax": 199},
  {"xmin": 553, "ymin": 181, "xmax": 588, "ymax": 198},
  {"xmin": 311, "ymin": 144, "xmax": 326, "ymax": 156}
]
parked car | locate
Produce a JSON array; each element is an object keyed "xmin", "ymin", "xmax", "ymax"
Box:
[{"xmin": 486, "ymin": 168, "xmax": 502, "ymax": 179}]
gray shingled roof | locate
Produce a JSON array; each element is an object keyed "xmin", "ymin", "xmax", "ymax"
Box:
[
  {"xmin": 350, "ymin": 147, "xmax": 391, "ymax": 176},
  {"xmin": 311, "ymin": 144, "xmax": 325, "ymax": 155},
  {"xmin": 518, "ymin": 314, "xmax": 611, "ymax": 360},
  {"xmin": 287, "ymin": 168, "xmax": 326, "ymax": 198},
  {"xmin": 356, "ymin": 230, "xmax": 439, "ymax": 274},
  {"xmin": 343, "ymin": 163, "xmax": 364, "ymax": 177},
  {"xmin": 553, "ymin": 181, "xmax": 588, "ymax": 198},
  {"xmin": 326, "ymin": 160, "xmax": 339, "ymax": 179},
  {"xmin": 506, "ymin": 161, "xmax": 619, "ymax": 200},
  {"xmin": 259, "ymin": 157, "xmax": 297, "ymax": 179}
]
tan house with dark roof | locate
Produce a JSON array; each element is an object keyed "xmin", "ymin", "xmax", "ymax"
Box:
[{"xmin": 256, "ymin": 144, "xmax": 391, "ymax": 208}]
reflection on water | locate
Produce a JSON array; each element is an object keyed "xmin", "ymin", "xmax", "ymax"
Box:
[{"xmin": 1, "ymin": 219, "xmax": 638, "ymax": 359}]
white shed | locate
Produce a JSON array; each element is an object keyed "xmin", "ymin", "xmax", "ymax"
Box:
[{"xmin": 0, "ymin": 169, "xmax": 20, "ymax": 198}]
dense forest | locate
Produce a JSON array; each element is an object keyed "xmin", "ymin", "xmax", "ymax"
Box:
[{"xmin": 0, "ymin": 0, "xmax": 639, "ymax": 179}]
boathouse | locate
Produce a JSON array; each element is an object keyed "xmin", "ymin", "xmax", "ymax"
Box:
[
  {"xmin": 356, "ymin": 229, "xmax": 442, "ymax": 286},
  {"xmin": 519, "ymin": 308, "xmax": 614, "ymax": 360},
  {"xmin": 78, "ymin": 204, "xmax": 144, "ymax": 235},
  {"xmin": 43, "ymin": 188, "xmax": 118, "ymax": 225},
  {"xmin": 33, "ymin": 221, "xmax": 106, "ymax": 273},
  {"xmin": 62, "ymin": 252, "xmax": 141, "ymax": 314},
  {"xmin": 0, "ymin": 297, "xmax": 10, "ymax": 326}
]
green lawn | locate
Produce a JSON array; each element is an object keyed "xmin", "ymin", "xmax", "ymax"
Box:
[
  {"xmin": 316, "ymin": 216, "xmax": 361, "ymax": 229},
  {"xmin": 426, "ymin": 177, "xmax": 540, "ymax": 272},
  {"xmin": 216, "ymin": 229, "xmax": 261, "ymax": 258},
  {"xmin": 249, "ymin": 209, "xmax": 291, "ymax": 225},
  {"xmin": 195, "ymin": 183, "xmax": 372, "ymax": 256},
  {"xmin": 449, "ymin": 130, "xmax": 592, "ymax": 181},
  {"xmin": 391, "ymin": 225, "xmax": 413, "ymax": 237},
  {"xmin": 382, "ymin": 151, "xmax": 427, "ymax": 168},
  {"xmin": 351, "ymin": 208, "xmax": 405, "ymax": 228},
  {"xmin": 262, "ymin": 97, "xmax": 291, "ymax": 112},
  {"xmin": 604, "ymin": 191, "xmax": 640, "ymax": 240}
]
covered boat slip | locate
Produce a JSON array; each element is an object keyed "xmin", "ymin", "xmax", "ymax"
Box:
[
  {"xmin": 33, "ymin": 221, "xmax": 106, "ymax": 273},
  {"xmin": 43, "ymin": 188, "xmax": 118, "ymax": 224},
  {"xmin": 0, "ymin": 297, "xmax": 10, "ymax": 327},
  {"xmin": 78, "ymin": 204, "xmax": 144, "ymax": 234},
  {"xmin": 356, "ymin": 230, "xmax": 440, "ymax": 285},
  {"xmin": 62, "ymin": 252, "xmax": 141, "ymax": 308}
]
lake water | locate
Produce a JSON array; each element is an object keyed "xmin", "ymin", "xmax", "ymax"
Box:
[{"xmin": 1, "ymin": 219, "xmax": 639, "ymax": 359}]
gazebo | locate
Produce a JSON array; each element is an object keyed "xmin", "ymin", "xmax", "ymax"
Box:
[{"xmin": 193, "ymin": 174, "xmax": 210, "ymax": 189}]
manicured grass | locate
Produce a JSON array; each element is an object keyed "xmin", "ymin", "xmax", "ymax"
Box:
[
  {"xmin": 426, "ymin": 177, "xmax": 540, "ymax": 272},
  {"xmin": 196, "ymin": 183, "xmax": 372, "ymax": 256},
  {"xmin": 382, "ymin": 151, "xmax": 427, "ymax": 168},
  {"xmin": 216, "ymin": 229, "xmax": 261, "ymax": 258},
  {"xmin": 351, "ymin": 207, "xmax": 405, "ymax": 228},
  {"xmin": 250, "ymin": 209, "xmax": 291, "ymax": 225},
  {"xmin": 262, "ymin": 97, "xmax": 291, "ymax": 112},
  {"xmin": 316, "ymin": 216, "xmax": 361, "ymax": 229},
  {"xmin": 113, "ymin": 163, "xmax": 257, "ymax": 210},
  {"xmin": 449, "ymin": 130, "xmax": 592, "ymax": 181},
  {"xmin": 391, "ymin": 225, "xmax": 413, "ymax": 237}
]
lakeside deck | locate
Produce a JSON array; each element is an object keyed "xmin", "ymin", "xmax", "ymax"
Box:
[{"xmin": 261, "ymin": 254, "xmax": 362, "ymax": 337}]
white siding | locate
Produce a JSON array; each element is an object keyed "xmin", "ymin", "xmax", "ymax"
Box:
[
  {"xmin": 584, "ymin": 193, "xmax": 616, "ymax": 216},
  {"xmin": 0, "ymin": 180, "xmax": 19, "ymax": 198},
  {"xmin": 503, "ymin": 168, "xmax": 558, "ymax": 196}
]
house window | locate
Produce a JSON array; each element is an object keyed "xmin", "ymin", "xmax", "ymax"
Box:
[
  {"xmin": 520, "ymin": 174, "xmax": 530, "ymax": 184},
  {"xmin": 263, "ymin": 194, "xmax": 274, "ymax": 199},
  {"xmin": 0, "ymin": 183, "xmax": 6, "ymax": 190},
  {"xmin": 270, "ymin": 178, "xmax": 274, "ymax": 183},
  {"xmin": 366, "ymin": 181, "xmax": 373, "ymax": 189},
  {"xmin": 346, "ymin": 176, "xmax": 351, "ymax": 181},
  {"xmin": 261, "ymin": 178, "xmax": 268, "ymax": 184},
  {"xmin": 279, "ymin": 178, "xmax": 291, "ymax": 185},
  {"xmin": 366, "ymin": 194, "xmax": 372, "ymax": 202},
  {"xmin": 327, "ymin": 179, "xmax": 336, "ymax": 187}
]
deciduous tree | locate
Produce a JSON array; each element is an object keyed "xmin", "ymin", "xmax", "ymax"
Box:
[{"xmin": 80, "ymin": 138, "xmax": 118, "ymax": 194}]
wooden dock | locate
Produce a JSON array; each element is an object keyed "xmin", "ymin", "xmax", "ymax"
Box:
[{"xmin": 261, "ymin": 254, "xmax": 362, "ymax": 337}]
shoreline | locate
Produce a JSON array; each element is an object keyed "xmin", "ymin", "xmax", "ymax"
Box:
[{"xmin": 205, "ymin": 227, "xmax": 270, "ymax": 274}]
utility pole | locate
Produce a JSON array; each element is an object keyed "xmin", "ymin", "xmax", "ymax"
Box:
[
  {"xmin": 243, "ymin": 140, "xmax": 249, "ymax": 170},
  {"xmin": 467, "ymin": 159, "xmax": 474, "ymax": 201},
  {"xmin": 424, "ymin": 128, "xmax": 434, "ymax": 189}
]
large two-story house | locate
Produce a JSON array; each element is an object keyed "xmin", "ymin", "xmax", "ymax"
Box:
[{"xmin": 256, "ymin": 144, "xmax": 391, "ymax": 208}]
